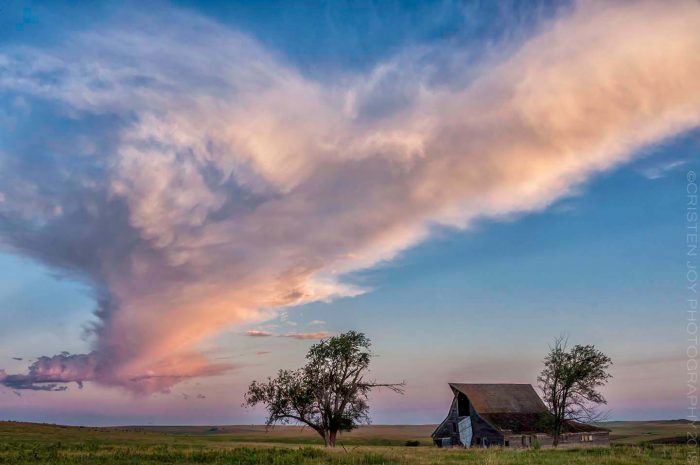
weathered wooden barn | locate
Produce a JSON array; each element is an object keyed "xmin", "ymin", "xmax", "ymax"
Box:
[{"xmin": 431, "ymin": 383, "xmax": 609, "ymax": 448}]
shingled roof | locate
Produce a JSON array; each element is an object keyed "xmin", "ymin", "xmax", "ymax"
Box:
[{"xmin": 449, "ymin": 383, "xmax": 548, "ymax": 414}]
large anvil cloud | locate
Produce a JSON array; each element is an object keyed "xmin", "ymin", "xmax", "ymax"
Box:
[{"xmin": 0, "ymin": 1, "xmax": 699, "ymax": 393}]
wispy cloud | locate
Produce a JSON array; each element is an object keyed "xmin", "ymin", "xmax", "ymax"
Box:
[
  {"xmin": 245, "ymin": 329, "xmax": 330, "ymax": 340},
  {"xmin": 245, "ymin": 330, "xmax": 274, "ymax": 338},
  {"xmin": 281, "ymin": 332, "xmax": 332, "ymax": 340},
  {"xmin": 638, "ymin": 159, "xmax": 687, "ymax": 180},
  {"xmin": 1, "ymin": 0, "xmax": 699, "ymax": 394},
  {"xmin": 307, "ymin": 320, "xmax": 326, "ymax": 326}
]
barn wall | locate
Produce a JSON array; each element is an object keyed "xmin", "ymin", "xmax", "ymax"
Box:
[
  {"xmin": 434, "ymin": 393, "xmax": 509, "ymax": 447},
  {"xmin": 502, "ymin": 432, "xmax": 610, "ymax": 449},
  {"xmin": 502, "ymin": 433, "xmax": 556, "ymax": 448},
  {"xmin": 469, "ymin": 404, "xmax": 504, "ymax": 446},
  {"xmin": 432, "ymin": 397, "xmax": 461, "ymax": 447},
  {"xmin": 557, "ymin": 432, "xmax": 610, "ymax": 448},
  {"xmin": 503, "ymin": 434, "xmax": 537, "ymax": 448}
]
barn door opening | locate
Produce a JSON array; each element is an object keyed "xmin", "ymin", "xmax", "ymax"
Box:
[{"xmin": 457, "ymin": 393, "xmax": 470, "ymax": 416}]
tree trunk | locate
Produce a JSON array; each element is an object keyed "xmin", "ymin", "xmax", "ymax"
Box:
[
  {"xmin": 321, "ymin": 429, "xmax": 338, "ymax": 447},
  {"xmin": 328, "ymin": 430, "xmax": 337, "ymax": 447},
  {"xmin": 317, "ymin": 429, "xmax": 330, "ymax": 447},
  {"xmin": 552, "ymin": 419, "xmax": 561, "ymax": 447},
  {"xmin": 320, "ymin": 430, "xmax": 336, "ymax": 448}
]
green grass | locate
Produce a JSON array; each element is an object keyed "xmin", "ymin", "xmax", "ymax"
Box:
[
  {"xmin": 0, "ymin": 421, "xmax": 695, "ymax": 464},
  {"xmin": 0, "ymin": 442, "xmax": 690, "ymax": 465}
]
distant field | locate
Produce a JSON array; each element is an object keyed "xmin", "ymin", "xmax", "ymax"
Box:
[
  {"xmin": 0, "ymin": 420, "xmax": 695, "ymax": 464},
  {"xmin": 110, "ymin": 424, "xmax": 437, "ymax": 446},
  {"xmin": 107, "ymin": 420, "xmax": 696, "ymax": 446},
  {"xmin": 604, "ymin": 420, "xmax": 694, "ymax": 445}
]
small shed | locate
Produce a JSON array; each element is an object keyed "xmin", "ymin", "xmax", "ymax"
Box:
[{"xmin": 431, "ymin": 383, "xmax": 609, "ymax": 448}]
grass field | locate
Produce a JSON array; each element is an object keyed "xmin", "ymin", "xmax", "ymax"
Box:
[
  {"xmin": 0, "ymin": 420, "xmax": 695, "ymax": 464},
  {"xmin": 606, "ymin": 420, "xmax": 694, "ymax": 445}
]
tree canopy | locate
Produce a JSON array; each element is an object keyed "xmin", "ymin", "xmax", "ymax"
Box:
[
  {"xmin": 538, "ymin": 336, "xmax": 612, "ymax": 446},
  {"xmin": 244, "ymin": 331, "xmax": 403, "ymax": 447}
]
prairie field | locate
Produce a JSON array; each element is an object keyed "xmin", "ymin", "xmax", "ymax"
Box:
[{"xmin": 0, "ymin": 421, "xmax": 695, "ymax": 464}]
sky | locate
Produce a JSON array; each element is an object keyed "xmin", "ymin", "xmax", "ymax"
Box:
[{"xmin": 0, "ymin": 0, "xmax": 698, "ymax": 425}]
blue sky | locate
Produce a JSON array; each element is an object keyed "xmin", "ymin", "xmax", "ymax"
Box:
[
  {"xmin": 0, "ymin": 0, "xmax": 698, "ymax": 424},
  {"xmin": 282, "ymin": 130, "xmax": 696, "ymax": 422}
]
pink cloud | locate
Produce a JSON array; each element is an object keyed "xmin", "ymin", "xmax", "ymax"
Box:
[
  {"xmin": 246, "ymin": 329, "xmax": 330, "ymax": 340},
  {"xmin": 245, "ymin": 330, "xmax": 274, "ymax": 338},
  {"xmin": 281, "ymin": 332, "xmax": 331, "ymax": 340},
  {"xmin": 1, "ymin": 0, "xmax": 699, "ymax": 394},
  {"xmin": 0, "ymin": 353, "xmax": 97, "ymax": 391}
]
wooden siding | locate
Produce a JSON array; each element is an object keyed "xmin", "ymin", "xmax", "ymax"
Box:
[
  {"xmin": 469, "ymin": 402, "xmax": 504, "ymax": 446},
  {"xmin": 501, "ymin": 431, "xmax": 610, "ymax": 449},
  {"xmin": 431, "ymin": 397, "xmax": 460, "ymax": 446}
]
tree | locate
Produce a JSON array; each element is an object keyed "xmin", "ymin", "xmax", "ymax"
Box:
[
  {"xmin": 537, "ymin": 336, "xmax": 612, "ymax": 446},
  {"xmin": 244, "ymin": 331, "xmax": 404, "ymax": 447}
]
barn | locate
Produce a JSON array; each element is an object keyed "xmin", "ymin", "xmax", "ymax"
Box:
[{"xmin": 431, "ymin": 383, "xmax": 609, "ymax": 448}]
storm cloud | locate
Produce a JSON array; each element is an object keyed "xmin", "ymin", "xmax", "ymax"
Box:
[{"xmin": 1, "ymin": 0, "xmax": 699, "ymax": 394}]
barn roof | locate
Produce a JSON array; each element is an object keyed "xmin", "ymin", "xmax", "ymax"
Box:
[
  {"xmin": 478, "ymin": 412, "xmax": 609, "ymax": 434},
  {"xmin": 449, "ymin": 383, "xmax": 548, "ymax": 414},
  {"xmin": 447, "ymin": 383, "xmax": 608, "ymax": 434}
]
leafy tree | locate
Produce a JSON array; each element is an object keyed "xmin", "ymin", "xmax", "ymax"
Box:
[
  {"xmin": 244, "ymin": 331, "xmax": 404, "ymax": 447},
  {"xmin": 537, "ymin": 336, "xmax": 612, "ymax": 446}
]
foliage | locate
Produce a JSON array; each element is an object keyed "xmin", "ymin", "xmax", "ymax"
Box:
[
  {"xmin": 244, "ymin": 331, "xmax": 404, "ymax": 447},
  {"xmin": 538, "ymin": 336, "xmax": 613, "ymax": 446}
]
